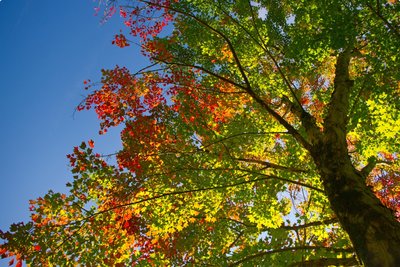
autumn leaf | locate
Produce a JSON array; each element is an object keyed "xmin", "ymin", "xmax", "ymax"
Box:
[
  {"xmin": 2, "ymin": 0, "xmax": 400, "ymax": 266},
  {"xmin": 88, "ymin": 139, "xmax": 95, "ymax": 149}
]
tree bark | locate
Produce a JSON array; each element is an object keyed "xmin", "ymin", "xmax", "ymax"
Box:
[
  {"xmin": 309, "ymin": 49, "xmax": 400, "ymax": 266},
  {"xmin": 313, "ymin": 147, "xmax": 400, "ymax": 266}
]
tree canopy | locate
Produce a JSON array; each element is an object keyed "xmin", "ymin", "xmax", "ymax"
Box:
[{"xmin": 1, "ymin": 0, "xmax": 400, "ymax": 266}]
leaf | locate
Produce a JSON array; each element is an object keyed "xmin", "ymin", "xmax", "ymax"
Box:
[
  {"xmin": 2, "ymin": 0, "xmax": 400, "ymax": 266},
  {"xmin": 88, "ymin": 139, "xmax": 95, "ymax": 149}
]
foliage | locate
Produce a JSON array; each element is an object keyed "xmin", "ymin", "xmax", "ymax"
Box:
[{"xmin": 1, "ymin": 0, "xmax": 400, "ymax": 266}]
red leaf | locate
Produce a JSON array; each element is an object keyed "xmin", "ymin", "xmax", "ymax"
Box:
[
  {"xmin": 120, "ymin": 8, "xmax": 127, "ymax": 18},
  {"xmin": 16, "ymin": 260, "xmax": 22, "ymax": 267},
  {"xmin": 88, "ymin": 139, "xmax": 95, "ymax": 149}
]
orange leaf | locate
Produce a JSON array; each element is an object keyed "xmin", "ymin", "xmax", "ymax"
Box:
[{"xmin": 88, "ymin": 139, "xmax": 95, "ymax": 149}]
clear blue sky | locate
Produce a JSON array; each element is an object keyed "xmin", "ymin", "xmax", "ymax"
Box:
[{"xmin": 0, "ymin": 1, "xmax": 146, "ymax": 264}]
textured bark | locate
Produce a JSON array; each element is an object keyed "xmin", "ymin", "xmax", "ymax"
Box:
[
  {"xmin": 309, "ymin": 49, "xmax": 400, "ymax": 266},
  {"xmin": 313, "ymin": 149, "xmax": 400, "ymax": 267}
]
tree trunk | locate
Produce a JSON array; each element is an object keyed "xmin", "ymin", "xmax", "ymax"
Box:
[
  {"xmin": 313, "ymin": 144, "xmax": 400, "ymax": 267},
  {"xmin": 305, "ymin": 48, "xmax": 400, "ymax": 266}
]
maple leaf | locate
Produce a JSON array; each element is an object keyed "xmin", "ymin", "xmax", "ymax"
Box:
[
  {"xmin": 88, "ymin": 139, "xmax": 95, "ymax": 149},
  {"xmin": 2, "ymin": 0, "xmax": 400, "ymax": 266}
]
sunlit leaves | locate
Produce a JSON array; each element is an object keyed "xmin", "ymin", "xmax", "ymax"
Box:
[{"xmin": 2, "ymin": 0, "xmax": 400, "ymax": 265}]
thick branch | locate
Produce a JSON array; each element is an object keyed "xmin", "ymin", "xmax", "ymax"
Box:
[
  {"xmin": 202, "ymin": 131, "xmax": 289, "ymax": 149},
  {"xmin": 228, "ymin": 246, "xmax": 355, "ymax": 266},
  {"xmin": 360, "ymin": 156, "xmax": 377, "ymax": 177},
  {"xmin": 289, "ymin": 257, "xmax": 360, "ymax": 267},
  {"xmin": 324, "ymin": 48, "xmax": 353, "ymax": 135},
  {"xmin": 281, "ymin": 95, "xmax": 322, "ymax": 145},
  {"xmin": 178, "ymin": 167, "xmax": 324, "ymax": 193},
  {"xmin": 232, "ymin": 217, "xmax": 338, "ymax": 232},
  {"xmin": 142, "ymin": 0, "xmax": 311, "ymax": 151},
  {"xmin": 234, "ymin": 157, "xmax": 309, "ymax": 173},
  {"xmin": 280, "ymin": 218, "xmax": 338, "ymax": 231}
]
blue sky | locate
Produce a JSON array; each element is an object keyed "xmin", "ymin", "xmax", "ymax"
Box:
[{"xmin": 0, "ymin": 1, "xmax": 146, "ymax": 264}]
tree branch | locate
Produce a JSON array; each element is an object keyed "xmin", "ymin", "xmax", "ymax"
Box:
[
  {"xmin": 201, "ymin": 131, "xmax": 290, "ymax": 150},
  {"xmin": 366, "ymin": 3, "xmax": 400, "ymax": 39},
  {"xmin": 281, "ymin": 95, "xmax": 322, "ymax": 145},
  {"xmin": 233, "ymin": 157, "xmax": 309, "ymax": 173},
  {"xmin": 157, "ymin": 59, "xmax": 247, "ymax": 90},
  {"xmin": 228, "ymin": 246, "xmax": 355, "ymax": 266},
  {"xmin": 174, "ymin": 167, "xmax": 324, "ymax": 193},
  {"xmin": 72, "ymin": 171, "xmax": 321, "ymax": 225},
  {"xmin": 140, "ymin": 0, "xmax": 252, "ymax": 90},
  {"xmin": 361, "ymin": 156, "xmax": 377, "ymax": 177},
  {"xmin": 227, "ymin": 231, "xmax": 244, "ymax": 251},
  {"xmin": 289, "ymin": 256, "xmax": 360, "ymax": 266},
  {"xmin": 324, "ymin": 48, "xmax": 353, "ymax": 136},
  {"xmin": 227, "ymin": 217, "xmax": 338, "ymax": 232},
  {"xmin": 280, "ymin": 218, "xmax": 338, "ymax": 231}
]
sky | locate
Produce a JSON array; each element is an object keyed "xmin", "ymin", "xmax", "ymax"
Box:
[{"xmin": 0, "ymin": 1, "xmax": 146, "ymax": 265}]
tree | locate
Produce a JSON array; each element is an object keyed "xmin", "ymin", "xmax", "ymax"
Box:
[{"xmin": 1, "ymin": 0, "xmax": 400, "ymax": 266}]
